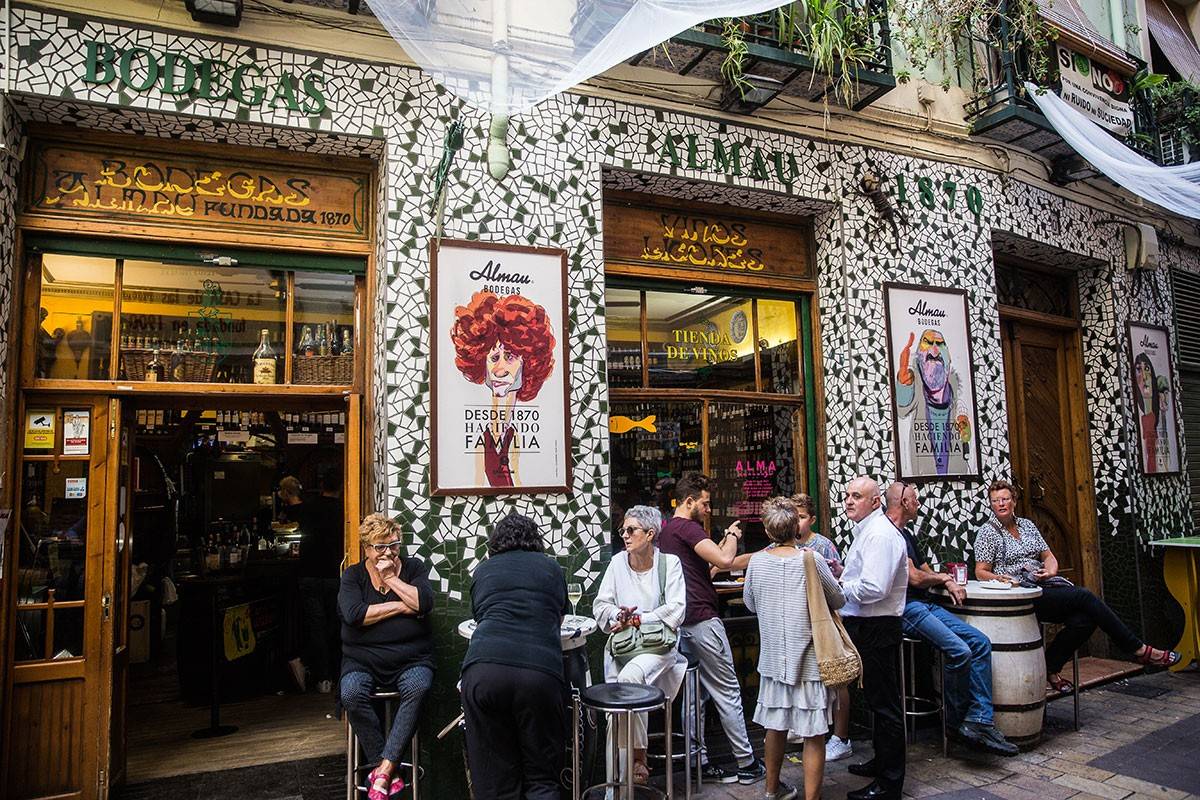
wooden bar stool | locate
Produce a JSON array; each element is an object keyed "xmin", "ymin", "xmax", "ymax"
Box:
[
  {"xmin": 346, "ymin": 690, "xmax": 422, "ymax": 799},
  {"xmin": 573, "ymin": 682, "xmax": 672, "ymax": 799}
]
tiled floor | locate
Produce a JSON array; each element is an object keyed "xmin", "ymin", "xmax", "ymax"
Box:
[
  {"xmin": 112, "ymin": 668, "xmax": 1199, "ymax": 799},
  {"xmin": 706, "ymin": 668, "xmax": 1200, "ymax": 800}
]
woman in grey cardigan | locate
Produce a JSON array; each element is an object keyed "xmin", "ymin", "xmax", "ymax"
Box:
[{"xmin": 744, "ymin": 497, "xmax": 846, "ymax": 800}]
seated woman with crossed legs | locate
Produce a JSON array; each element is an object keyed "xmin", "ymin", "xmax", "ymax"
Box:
[{"xmin": 973, "ymin": 479, "xmax": 1180, "ymax": 693}]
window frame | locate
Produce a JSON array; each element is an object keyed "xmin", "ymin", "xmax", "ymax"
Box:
[{"xmin": 21, "ymin": 239, "xmax": 366, "ymax": 394}]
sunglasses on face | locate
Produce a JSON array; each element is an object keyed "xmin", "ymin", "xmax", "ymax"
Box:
[
  {"xmin": 369, "ymin": 541, "xmax": 402, "ymax": 553},
  {"xmin": 622, "ymin": 526, "xmax": 646, "ymax": 536}
]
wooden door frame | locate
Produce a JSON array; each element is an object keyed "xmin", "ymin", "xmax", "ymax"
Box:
[
  {"xmin": 3, "ymin": 393, "xmax": 114, "ymax": 800},
  {"xmin": 999, "ymin": 308, "xmax": 1103, "ymax": 594}
]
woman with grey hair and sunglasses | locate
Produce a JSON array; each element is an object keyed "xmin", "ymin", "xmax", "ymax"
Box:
[{"xmin": 593, "ymin": 504, "xmax": 687, "ymax": 785}]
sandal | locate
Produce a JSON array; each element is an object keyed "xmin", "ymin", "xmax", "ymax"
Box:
[
  {"xmin": 1047, "ymin": 675, "xmax": 1074, "ymax": 695},
  {"xmin": 632, "ymin": 761, "xmax": 650, "ymax": 785},
  {"xmin": 1136, "ymin": 647, "xmax": 1182, "ymax": 668},
  {"xmin": 389, "ymin": 776, "xmax": 406, "ymax": 796},
  {"xmin": 366, "ymin": 769, "xmax": 392, "ymax": 800}
]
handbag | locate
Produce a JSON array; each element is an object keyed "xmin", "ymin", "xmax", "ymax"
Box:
[
  {"xmin": 802, "ymin": 550, "xmax": 862, "ymax": 687},
  {"xmin": 607, "ymin": 554, "xmax": 679, "ymax": 665}
]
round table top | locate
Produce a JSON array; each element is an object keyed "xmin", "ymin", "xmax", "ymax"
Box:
[
  {"xmin": 929, "ymin": 579, "xmax": 1042, "ymax": 601},
  {"xmin": 457, "ymin": 615, "xmax": 598, "ymax": 645},
  {"xmin": 713, "ymin": 578, "xmax": 745, "ymax": 596}
]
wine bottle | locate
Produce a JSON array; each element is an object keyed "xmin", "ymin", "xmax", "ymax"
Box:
[
  {"xmin": 299, "ymin": 326, "xmax": 316, "ymax": 357},
  {"xmin": 341, "ymin": 328, "xmax": 353, "ymax": 355},
  {"xmin": 146, "ymin": 349, "xmax": 164, "ymax": 382},
  {"xmin": 317, "ymin": 324, "xmax": 329, "ymax": 356},
  {"xmin": 253, "ymin": 329, "xmax": 277, "ymax": 384},
  {"xmin": 172, "ymin": 338, "xmax": 187, "ymax": 381}
]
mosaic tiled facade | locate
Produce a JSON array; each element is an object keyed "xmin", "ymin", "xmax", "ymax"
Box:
[
  {"xmin": 2, "ymin": 6, "xmax": 1196, "ymax": 792},
  {"xmin": 0, "ymin": 100, "xmax": 22, "ymax": 474}
]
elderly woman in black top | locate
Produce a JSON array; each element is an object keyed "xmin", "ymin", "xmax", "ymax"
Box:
[
  {"xmin": 339, "ymin": 513, "xmax": 435, "ymax": 800},
  {"xmin": 462, "ymin": 512, "xmax": 568, "ymax": 800}
]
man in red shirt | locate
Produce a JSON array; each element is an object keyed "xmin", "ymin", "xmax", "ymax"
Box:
[{"xmin": 658, "ymin": 473, "xmax": 765, "ymax": 785}]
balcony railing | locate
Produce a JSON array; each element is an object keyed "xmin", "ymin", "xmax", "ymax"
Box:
[
  {"xmin": 606, "ymin": 0, "xmax": 896, "ymax": 111},
  {"xmin": 964, "ymin": 10, "xmax": 1164, "ymax": 174}
]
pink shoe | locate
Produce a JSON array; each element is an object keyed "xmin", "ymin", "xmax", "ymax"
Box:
[
  {"xmin": 390, "ymin": 776, "xmax": 406, "ymax": 796},
  {"xmin": 367, "ymin": 769, "xmax": 391, "ymax": 800}
]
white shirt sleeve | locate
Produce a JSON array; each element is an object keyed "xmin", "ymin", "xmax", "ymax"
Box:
[
  {"xmin": 592, "ymin": 557, "xmax": 621, "ymax": 632},
  {"xmin": 641, "ymin": 553, "xmax": 686, "ymax": 629},
  {"xmin": 841, "ymin": 529, "xmax": 902, "ymax": 606}
]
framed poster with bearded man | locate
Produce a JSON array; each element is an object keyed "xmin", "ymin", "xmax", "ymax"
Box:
[
  {"xmin": 883, "ymin": 283, "xmax": 982, "ymax": 482},
  {"xmin": 430, "ymin": 239, "xmax": 572, "ymax": 495}
]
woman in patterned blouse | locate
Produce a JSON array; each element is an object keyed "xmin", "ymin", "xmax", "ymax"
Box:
[{"xmin": 973, "ymin": 479, "xmax": 1180, "ymax": 693}]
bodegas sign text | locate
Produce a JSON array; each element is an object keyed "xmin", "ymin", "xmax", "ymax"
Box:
[
  {"xmin": 24, "ymin": 140, "xmax": 369, "ymax": 241},
  {"xmin": 82, "ymin": 40, "xmax": 328, "ymax": 116}
]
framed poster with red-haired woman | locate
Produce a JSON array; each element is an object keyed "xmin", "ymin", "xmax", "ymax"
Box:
[{"xmin": 431, "ymin": 239, "xmax": 571, "ymax": 495}]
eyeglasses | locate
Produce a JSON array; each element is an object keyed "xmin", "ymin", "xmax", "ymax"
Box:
[
  {"xmin": 621, "ymin": 526, "xmax": 647, "ymax": 536},
  {"xmin": 369, "ymin": 541, "xmax": 402, "ymax": 553}
]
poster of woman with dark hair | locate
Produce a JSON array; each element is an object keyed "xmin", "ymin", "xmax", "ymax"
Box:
[
  {"xmin": 1129, "ymin": 323, "xmax": 1180, "ymax": 474},
  {"xmin": 432, "ymin": 240, "xmax": 571, "ymax": 495}
]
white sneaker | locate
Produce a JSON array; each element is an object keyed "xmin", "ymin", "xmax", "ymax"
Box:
[
  {"xmin": 316, "ymin": 679, "xmax": 332, "ymax": 694},
  {"xmin": 825, "ymin": 735, "xmax": 852, "ymax": 761}
]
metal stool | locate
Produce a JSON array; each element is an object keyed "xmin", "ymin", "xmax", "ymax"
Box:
[
  {"xmin": 899, "ymin": 635, "xmax": 947, "ymax": 755},
  {"xmin": 645, "ymin": 659, "xmax": 702, "ymax": 799},
  {"xmin": 573, "ymin": 682, "xmax": 672, "ymax": 800},
  {"xmin": 346, "ymin": 690, "xmax": 423, "ymax": 799},
  {"xmin": 1041, "ymin": 623, "xmax": 1081, "ymax": 731}
]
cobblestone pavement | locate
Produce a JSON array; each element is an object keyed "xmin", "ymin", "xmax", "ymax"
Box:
[{"xmin": 697, "ymin": 670, "xmax": 1200, "ymax": 800}]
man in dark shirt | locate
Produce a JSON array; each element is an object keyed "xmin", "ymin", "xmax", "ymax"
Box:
[
  {"xmin": 296, "ymin": 471, "xmax": 346, "ymax": 694},
  {"xmin": 898, "ymin": 485, "xmax": 1017, "ymax": 756},
  {"xmin": 658, "ymin": 473, "xmax": 765, "ymax": 785}
]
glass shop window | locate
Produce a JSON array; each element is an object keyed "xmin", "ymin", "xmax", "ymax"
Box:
[
  {"xmin": 120, "ymin": 261, "xmax": 286, "ymax": 384},
  {"xmin": 606, "ymin": 284, "xmax": 814, "ymax": 543},
  {"xmin": 29, "ymin": 245, "xmax": 362, "ymax": 387},
  {"xmin": 36, "ymin": 255, "xmax": 116, "ymax": 381}
]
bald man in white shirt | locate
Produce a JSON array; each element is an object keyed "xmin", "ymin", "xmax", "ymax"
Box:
[{"xmin": 839, "ymin": 477, "xmax": 909, "ymax": 800}]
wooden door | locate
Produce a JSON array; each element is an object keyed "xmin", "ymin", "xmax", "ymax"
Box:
[
  {"xmin": 104, "ymin": 403, "xmax": 134, "ymax": 794},
  {"xmin": 1001, "ymin": 318, "xmax": 1100, "ymax": 589},
  {"xmin": 4, "ymin": 396, "xmax": 118, "ymax": 800}
]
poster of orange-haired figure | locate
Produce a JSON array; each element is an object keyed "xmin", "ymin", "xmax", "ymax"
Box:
[{"xmin": 431, "ymin": 239, "xmax": 571, "ymax": 495}]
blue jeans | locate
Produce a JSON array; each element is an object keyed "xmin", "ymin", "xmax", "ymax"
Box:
[
  {"xmin": 341, "ymin": 665, "xmax": 433, "ymax": 764},
  {"xmin": 902, "ymin": 600, "xmax": 992, "ymax": 726}
]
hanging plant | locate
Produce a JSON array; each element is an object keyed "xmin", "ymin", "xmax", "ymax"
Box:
[
  {"xmin": 720, "ymin": 0, "xmax": 881, "ymax": 107},
  {"xmin": 889, "ymin": 0, "xmax": 1059, "ymax": 93}
]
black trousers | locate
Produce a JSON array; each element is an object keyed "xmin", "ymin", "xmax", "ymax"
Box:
[
  {"xmin": 1034, "ymin": 585, "xmax": 1143, "ymax": 674},
  {"xmin": 844, "ymin": 615, "xmax": 905, "ymax": 792},
  {"xmin": 462, "ymin": 662, "xmax": 566, "ymax": 800}
]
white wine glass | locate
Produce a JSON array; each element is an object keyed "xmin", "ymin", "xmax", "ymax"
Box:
[{"xmin": 567, "ymin": 582, "xmax": 583, "ymax": 618}]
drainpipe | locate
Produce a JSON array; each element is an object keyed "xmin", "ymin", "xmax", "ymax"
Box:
[{"xmin": 487, "ymin": 0, "xmax": 510, "ymax": 181}]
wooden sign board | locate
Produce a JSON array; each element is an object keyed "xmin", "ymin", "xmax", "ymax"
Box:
[
  {"xmin": 604, "ymin": 199, "xmax": 811, "ymax": 279},
  {"xmin": 23, "ymin": 140, "xmax": 370, "ymax": 242}
]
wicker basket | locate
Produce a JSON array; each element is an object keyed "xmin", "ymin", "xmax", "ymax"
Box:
[
  {"xmin": 122, "ymin": 349, "xmax": 218, "ymax": 383},
  {"xmin": 294, "ymin": 354, "xmax": 353, "ymax": 385}
]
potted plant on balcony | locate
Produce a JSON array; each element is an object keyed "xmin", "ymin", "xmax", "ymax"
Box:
[{"xmin": 1150, "ymin": 78, "xmax": 1200, "ymax": 147}]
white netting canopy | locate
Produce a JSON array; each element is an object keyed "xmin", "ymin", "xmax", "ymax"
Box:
[
  {"xmin": 369, "ymin": 0, "xmax": 792, "ymax": 115},
  {"xmin": 1026, "ymin": 82, "xmax": 1200, "ymax": 219}
]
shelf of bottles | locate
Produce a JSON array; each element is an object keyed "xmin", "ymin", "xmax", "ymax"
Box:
[
  {"xmin": 292, "ymin": 320, "xmax": 355, "ymax": 385},
  {"xmin": 119, "ymin": 321, "xmax": 288, "ymax": 385},
  {"xmin": 707, "ymin": 403, "xmax": 799, "ymax": 551},
  {"xmin": 133, "ymin": 408, "xmax": 348, "ymax": 446},
  {"xmin": 609, "ymin": 400, "xmax": 703, "ymax": 511},
  {"xmin": 606, "ymin": 346, "xmax": 644, "ymax": 388}
]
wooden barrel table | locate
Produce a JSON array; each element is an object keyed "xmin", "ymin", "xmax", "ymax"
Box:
[{"xmin": 932, "ymin": 581, "xmax": 1045, "ymax": 748}]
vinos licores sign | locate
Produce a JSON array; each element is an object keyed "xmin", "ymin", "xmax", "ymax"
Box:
[{"xmin": 82, "ymin": 40, "xmax": 329, "ymax": 116}]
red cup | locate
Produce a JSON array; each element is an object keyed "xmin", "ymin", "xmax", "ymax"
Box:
[{"xmin": 947, "ymin": 562, "xmax": 968, "ymax": 585}]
